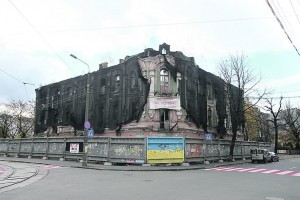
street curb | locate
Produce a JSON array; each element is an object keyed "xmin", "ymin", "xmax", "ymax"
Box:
[{"xmin": 0, "ymin": 157, "xmax": 251, "ymax": 172}]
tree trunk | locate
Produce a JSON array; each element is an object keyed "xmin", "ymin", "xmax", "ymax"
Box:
[
  {"xmin": 274, "ymin": 121, "xmax": 278, "ymax": 153},
  {"xmin": 229, "ymin": 131, "xmax": 237, "ymax": 161}
]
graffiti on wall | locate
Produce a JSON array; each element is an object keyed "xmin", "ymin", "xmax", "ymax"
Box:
[
  {"xmin": 186, "ymin": 144, "xmax": 202, "ymax": 157},
  {"xmin": 205, "ymin": 144, "xmax": 219, "ymax": 157},
  {"xmin": 88, "ymin": 143, "xmax": 109, "ymax": 156},
  {"xmin": 49, "ymin": 143, "xmax": 64, "ymax": 153},
  {"xmin": 33, "ymin": 143, "xmax": 47, "ymax": 153},
  {"xmin": 20, "ymin": 143, "xmax": 31, "ymax": 153},
  {"xmin": 110, "ymin": 144, "xmax": 144, "ymax": 158},
  {"xmin": 219, "ymin": 145, "xmax": 230, "ymax": 156}
]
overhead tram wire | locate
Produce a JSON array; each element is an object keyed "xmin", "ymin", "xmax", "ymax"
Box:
[
  {"xmin": 273, "ymin": 0, "xmax": 294, "ymax": 34},
  {"xmin": 50, "ymin": 17, "xmax": 282, "ymax": 33},
  {"xmin": 8, "ymin": 0, "xmax": 76, "ymax": 76},
  {"xmin": 266, "ymin": 0, "xmax": 300, "ymax": 56},
  {"xmin": 290, "ymin": 0, "xmax": 300, "ymax": 25},
  {"xmin": 0, "ymin": 67, "xmax": 35, "ymax": 100},
  {"xmin": 248, "ymin": 95, "xmax": 300, "ymax": 100}
]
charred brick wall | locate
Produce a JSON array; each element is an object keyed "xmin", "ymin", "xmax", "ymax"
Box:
[{"xmin": 35, "ymin": 44, "xmax": 243, "ymax": 137}]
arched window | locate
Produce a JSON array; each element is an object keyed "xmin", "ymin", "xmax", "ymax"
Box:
[{"xmin": 160, "ymin": 69, "xmax": 169, "ymax": 93}]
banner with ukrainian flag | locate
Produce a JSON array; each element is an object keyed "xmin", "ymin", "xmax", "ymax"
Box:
[{"xmin": 147, "ymin": 137, "xmax": 184, "ymax": 164}]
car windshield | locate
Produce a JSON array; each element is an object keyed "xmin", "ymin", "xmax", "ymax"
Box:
[
  {"xmin": 251, "ymin": 149, "xmax": 257, "ymax": 154},
  {"xmin": 258, "ymin": 150, "xmax": 265, "ymax": 154}
]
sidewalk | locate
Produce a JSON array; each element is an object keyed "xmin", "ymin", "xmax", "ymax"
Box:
[
  {"xmin": 1, "ymin": 154, "xmax": 298, "ymax": 171},
  {"xmin": 0, "ymin": 156, "xmax": 250, "ymax": 171}
]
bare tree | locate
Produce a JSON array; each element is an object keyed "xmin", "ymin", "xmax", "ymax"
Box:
[
  {"xmin": 282, "ymin": 102, "xmax": 300, "ymax": 150},
  {"xmin": 0, "ymin": 113, "xmax": 14, "ymax": 138},
  {"xmin": 245, "ymin": 104, "xmax": 271, "ymax": 142},
  {"xmin": 264, "ymin": 97, "xmax": 283, "ymax": 153},
  {"xmin": 218, "ymin": 53, "xmax": 266, "ymax": 160},
  {"xmin": 0, "ymin": 100, "xmax": 35, "ymax": 138}
]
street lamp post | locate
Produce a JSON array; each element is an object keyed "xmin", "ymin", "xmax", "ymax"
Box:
[{"xmin": 70, "ymin": 54, "xmax": 90, "ymax": 167}]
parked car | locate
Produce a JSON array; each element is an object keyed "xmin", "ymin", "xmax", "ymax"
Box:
[
  {"xmin": 251, "ymin": 148, "xmax": 272, "ymax": 163},
  {"xmin": 269, "ymin": 152, "xmax": 279, "ymax": 162}
]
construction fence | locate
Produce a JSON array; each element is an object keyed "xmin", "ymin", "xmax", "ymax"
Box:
[{"xmin": 0, "ymin": 137, "xmax": 270, "ymax": 165}]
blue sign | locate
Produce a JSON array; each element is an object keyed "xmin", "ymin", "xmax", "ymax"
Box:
[
  {"xmin": 84, "ymin": 121, "xmax": 91, "ymax": 129},
  {"xmin": 87, "ymin": 129, "xmax": 94, "ymax": 139},
  {"xmin": 205, "ymin": 133, "xmax": 212, "ymax": 141}
]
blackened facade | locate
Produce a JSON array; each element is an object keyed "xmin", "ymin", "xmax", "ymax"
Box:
[{"xmin": 35, "ymin": 43, "xmax": 243, "ymax": 138}]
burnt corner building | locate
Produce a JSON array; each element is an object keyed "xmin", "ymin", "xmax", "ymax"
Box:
[{"xmin": 35, "ymin": 43, "xmax": 243, "ymax": 139}]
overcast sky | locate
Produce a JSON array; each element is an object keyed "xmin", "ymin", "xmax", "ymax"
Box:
[{"xmin": 1, "ymin": 0, "xmax": 300, "ymax": 108}]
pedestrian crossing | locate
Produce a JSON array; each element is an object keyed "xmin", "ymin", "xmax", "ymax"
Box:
[
  {"xmin": 204, "ymin": 167, "xmax": 300, "ymax": 177},
  {"xmin": 0, "ymin": 167, "xmax": 4, "ymax": 174},
  {"xmin": 38, "ymin": 164, "xmax": 66, "ymax": 170}
]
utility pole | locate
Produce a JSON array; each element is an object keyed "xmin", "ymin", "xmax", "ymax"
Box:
[{"xmin": 70, "ymin": 54, "xmax": 90, "ymax": 166}]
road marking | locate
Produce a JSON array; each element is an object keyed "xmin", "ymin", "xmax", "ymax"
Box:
[
  {"xmin": 237, "ymin": 168, "xmax": 257, "ymax": 172},
  {"xmin": 209, "ymin": 167, "xmax": 232, "ymax": 171},
  {"xmin": 292, "ymin": 172, "xmax": 300, "ymax": 176},
  {"xmin": 276, "ymin": 171, "xmax": 294, "ymax": 175},
  {"xmin": 38, "ymin": 164, "xmax": 66, "ymax": 169},
  {"xmin": 289, "ymin": 167, "xmax": 296, "ymax": 170},
  {"xmin": 223, "ymin": 168, "xmax": 244, "ymax": 171},
  {"xmin": 205, "ymin": 167, "xmax": 300, "ymax": 177},
  {"xmin": 248, "ymin": 168, "xmax": 268, "ymax": 173},
  {"xmin": 262, "ymin": 170, "xmax": 281, "ymax": 174}
]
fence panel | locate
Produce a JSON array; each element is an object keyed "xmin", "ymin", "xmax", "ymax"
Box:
[
  {"xmin": 147, "ymin": 137, "xmax": 184, "ymax": 164},
  {"xmin": 19, "ymin": 139, "xmax": 33, "ymax": 157},
  {"xmin": 87, "ymin": 137, "xmax": 109, "ymax": 162},
  {"xmin": 0, "ymin": 139, "xmax": 8, "ymax": 155},
  {"xmin": 47, "ymin": 138, "xmax": 65, "ymax": 159},
  {"xmin": 185, "ymin": 138, "xmax": 204, "ymax": 163},
  {"xmin": 32, "ymin": 138, "xmax": 47, "ymax": 158},
  {"xmin": 219, "ymin": 140, "xmax": 230, "ymax": 160},
  {"xmin": 204, "ymin": 140, "xmax": 219, "ymax": 161},
  {"xmin": 110, "ymin": 137, "xmax": 146, "ymax": 164},
  {"xmin": 7, "ymin": 139, "xmax": 20, "ymax": 157},
  {"xmin": 233, "ymin": 141, "xmax": 243, "ymax": 159},
  {"xmin": 64, "ymin": 137, "xmax": 84, "ymax": 161}
]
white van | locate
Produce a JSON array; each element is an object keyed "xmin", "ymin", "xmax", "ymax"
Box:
[{"xmin": 250, "ymin": 149, "xmax": 272, "ymax": 163}]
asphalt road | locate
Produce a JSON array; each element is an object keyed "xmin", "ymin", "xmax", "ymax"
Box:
[{"xmin": 1, "ymin": 157, "xmax": 299, "ymax": 200}]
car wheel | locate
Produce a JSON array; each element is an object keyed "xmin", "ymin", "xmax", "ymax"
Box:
[{"xmin": 252, "ymin": 160, "xmax": 254, "ymax": 163}]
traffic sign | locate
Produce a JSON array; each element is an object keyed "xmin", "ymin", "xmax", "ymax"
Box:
[
  {"xmin": 87, "ymin": 129, "xmax": 94, "ymax": 139},
  {"xmin": 205, "ymin": 133, "xmax": 212, "ymax": 141},
  {"xmin": 84, "ymin": 121, "xmax": 91, "ymax": 129}
]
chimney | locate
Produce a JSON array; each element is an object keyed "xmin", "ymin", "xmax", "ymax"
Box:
[
  {"xmin": 119, "ymin": 59, "xmax": 124, "ymax": 64},
  {"xmin": 99, "ymin": 62, "xmax": 108, "ymax": 69}
]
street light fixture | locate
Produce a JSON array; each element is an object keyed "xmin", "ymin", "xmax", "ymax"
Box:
[{"xmin": 70, "ymin": 54, "xmax": 90, "ymax": 167}]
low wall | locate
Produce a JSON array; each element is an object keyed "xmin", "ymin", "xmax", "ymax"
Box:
[{"xmin": 0, "ymin": 137, "xmax": 270, "ymax": 164}]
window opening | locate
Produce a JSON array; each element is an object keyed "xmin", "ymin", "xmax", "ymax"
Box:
[
  {"xmin": 131, "ymin": 73, "xmax": 138, "ymax": 89},
  {"xmin": 160, "ymin": 69, "xmax": 169, "ymax": 94},
  {"xmin": 208, "ymin": 108, "xmax": 212, "ymax": 126},
  {"xmin": 160, "ymin": 109, "xmax": 170, "ymax": 130},
  {"xmin": 207, "ymin": 83, "xmax": 212, "ymax": 99}
]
